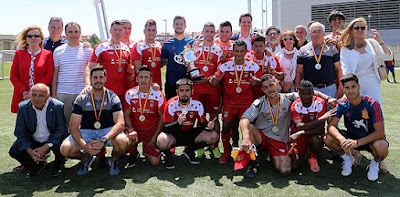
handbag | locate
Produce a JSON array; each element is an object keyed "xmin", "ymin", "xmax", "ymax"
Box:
[{"xmin": 368, "ymin": 40, "xmax": 388, "ymax": 81}]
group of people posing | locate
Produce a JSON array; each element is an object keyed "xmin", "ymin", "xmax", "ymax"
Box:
[{"xmin": 9, "ymin": 10, "xmax": 391, "ymax": 182}]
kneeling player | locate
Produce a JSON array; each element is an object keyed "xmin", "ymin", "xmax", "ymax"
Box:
[
  {"xmin": 290, "ymin": 80, "xmax": 335, "ymax": 172},
  {"xmin": 123, "ymin": 66, "xmax": 166, "ymax": 167},
  {"xmin": 324, "ymin": 74, "xmax": 389, "ymax": 181},
  {"xmin": 157, "ymin": 78, "xmax": 219, "ymax": 169}
]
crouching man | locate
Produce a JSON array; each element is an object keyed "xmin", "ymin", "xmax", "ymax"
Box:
[
  {"xmin": 324, "ymin": 74, "xmax": 388, "ymax": 181},
  {"xmin": 60, "ymin": 66, "xmax": 129, "ymax": 175}
]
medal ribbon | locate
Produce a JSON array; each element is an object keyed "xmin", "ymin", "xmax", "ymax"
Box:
[
  {"xmin": 311, "ymin": 41, "xmax": 326, "ymax": 65},
  {"xmin": 222, "ymin": 42, "xmax": 231, "ymax": 59},
  {"xmin": 145, "ymin": 40, "xmax": 156, "ymax": 63},
  {"xmin": 112, "ymin": 42, "xmax": 123, "ymax": 68},
  {"xmin": 202, "ymin": 45, "xmax": 212, "ymax": 66},
  {"xmin": 234, "ymin": 61, "xmax": 245, "ymax": 88},
  {"xmin": 91, "ymin": 88, "xmax": 106, "ymax": 123},
  {"xmin": 138, "ymin": 88, "xmax": 151, "ymax": 115},
  {"xmin": 267, "ymin": 97, "xmax": 280, "ymax": 127},
  {"xmin": 254, "ymin": 53, "xmax": 265, "ymax": 73},
  {"xmin": 179, "ymin": 100, "xmax": 190, "ymax": 113}
]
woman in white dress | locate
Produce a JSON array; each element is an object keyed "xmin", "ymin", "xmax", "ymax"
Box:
[
  {"xmin": 275, "ymin": 30, "xmax": 299, "ymax": 93},
  {"xmin": 340, "ymin": 17, "xmax": 392, "ymax": 103}
]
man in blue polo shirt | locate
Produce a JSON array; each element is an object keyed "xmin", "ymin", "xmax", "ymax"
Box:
[
  {"xmin": 324, "ymin": 74, "xmax": 388, "ymax": 181},
  {"xmin": 295, "ymin": 22, "xmax": 343, "ymax": 99},
  {"xmin": 43, "ymin": 17, "xmax": 68, "ymax": 52},
  {"xmin": 161, "ymin": 16, "xmax": 194, "ymax": 100}
]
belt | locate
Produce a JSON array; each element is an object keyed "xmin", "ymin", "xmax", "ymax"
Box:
[{"xmin": 315, "ymin": 81, "xmax": 335, "ymax": 88}]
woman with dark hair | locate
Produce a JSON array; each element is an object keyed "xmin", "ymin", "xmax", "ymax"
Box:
[
  {"xmin": 340, "ymin": 17, "xmax": 392, "ymax": 103},
  {"xmin": 10, "ymin": 26, "xmax": 54, "ymax": 113},
  {"xmin": 275, "ymin": 30, "xmax": 299, "ymax": 92}
]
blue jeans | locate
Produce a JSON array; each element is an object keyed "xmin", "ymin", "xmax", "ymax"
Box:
[
  {"xmin": 68, "ymin": 127, "xmax": 125, "ymax": 147},
  {"xmin": 314, "ymin": 84, "xmax": 336, "ymax": 110}
]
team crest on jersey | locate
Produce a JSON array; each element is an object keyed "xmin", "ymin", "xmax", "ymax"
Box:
[
  {"xmin": 224, "ymin": 111, "xmax": 228, "ymax": 118},
  {"xmin": 244, "ymin": 73, "xmax": 249, "ymax": 78},
  {"xmin": 150, "ymin": 100, "xmax": 154, "ymax": 108},
  {"xmin": 209, "ymin": 54, "xmax": 213, "ymax": 59},
  {"xmin": 310, "ymin": 115, "xmax": 315, "ymax": 120},
  {"xmin": 228, "ymin": 51, "xmax": 232, "ymax": 56},
  {"xmin": 123, "ymin": 51, "xmax": 129, "ymax": 57},
  {"xmin": 108, "ymin": 51, "xmax": 114, "ymax": 55},
  {"xmin": 189, "ymin": 112, "xmax": 194, "ymax": 118},
  {"xmin": 133, "ymin": 100, "xmax": 138, "ymax": 104},
  {"xmin": 362, "ymin": 109, "xmax": 369, "ymax": 119}
]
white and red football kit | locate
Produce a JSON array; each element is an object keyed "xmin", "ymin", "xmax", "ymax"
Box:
[
  {"xmin": 290, "ymin": 96, "xmax": 327, "ymax": 155},
  {"xmin": 164, "ymin": 97, "xmax": 206, "ymax": 132},
  {"xmin": 245, "ymin": 50, "xmax": 283, "ymax": 99},
  {"xmin": 192, "ymin": 44, "xmax": 223, "ymax": 114},
  {"xmin": 215, "ymin": 39, "xmax": 234, "ymax": 63},
  {"xmin": 123, "ymin": 39, "xmax": 135, "ymax": 51},
  {"xmin": 90, "ymin": 40, "xmax": 131, "ymax": 98},
  {"xmin": 131, "ymin": 40, "xmax": 162, "ymax": 88},
  {"xmin": 123, "ymin": 86, "xmax": 165, "ymax": 157},
  {"xmin": 216, "ymin": 59, "xmax": 261, "ymax": 121}
]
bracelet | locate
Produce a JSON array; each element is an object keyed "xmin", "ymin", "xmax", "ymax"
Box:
[
  {"xmin": 379, "ymin": 42, "xmax": 385, "ymax": 45},
  {"xmin": 355, "ymin": 140, "xmax": 359, "ymax": 147}
]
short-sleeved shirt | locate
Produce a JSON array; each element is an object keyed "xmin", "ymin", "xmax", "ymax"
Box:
[
  {"xmin": 164, "ymin": 97, "xmax": 206, "ymax": 132},
  {"xmin": 53, "ymin": 43, "xmax": 93, "ymax": 94},
  {"xmin": 89, "ymin": 40, "xmax": 131, "ymax": 96},
  {"xmin": 290, "ymin": 96, "xmax": 327, "ymax": 132},
  {"xmin": 216, "ymin": 59, "xmax": 261, "ymax": 108},
  {"xmin": 131, "ymin": 40, "xmax": 162, "ymax": 87},
  {"xmin": 123, "ymin": 86, "xmax": 165, "ymax": 136},
  {"xmin": 72, "ymin": 88, "xmax": 122, "ymax": 130},
  {"xmin": 297, "ymin": 42, "xmax": 339, "ymax": 85},
  {"xmin": 193, "ymin": 44, "xmax": 223, "ymax": 94},
  {"xmin": 44, "ymin": 36, "xmax": 68, "ymax": 52},
  {"xmin": 242, "ymin": 93, "xmax": 298, "ymax": 143},
  {"xmin": 336, "ymin": 94, "xmax": 383, "ymax": 138},
  {"xmin": 245, "ymin": 51, "xmax": 283, "ymax": 98},
  {"xmin": 215, "ymin": 40, "xmax": 234, "ymax": 63},
  {"xmin": 161, "ymin": 37, "xmax": 195, "ymax": 86}
]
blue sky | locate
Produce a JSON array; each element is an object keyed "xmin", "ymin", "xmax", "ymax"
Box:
[{"xmin": 1, "ymin": 0, "xmax": 272, "ymax": 41}]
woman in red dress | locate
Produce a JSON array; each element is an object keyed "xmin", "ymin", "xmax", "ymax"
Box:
[{"xmin": 10, "ymin": 26, "xmax": 54, "ymax": 113}]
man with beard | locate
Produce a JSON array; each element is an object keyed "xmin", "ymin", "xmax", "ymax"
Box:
[{"xmin": 60, "ymin": 66, "xmax": 129, "ymax": 176}]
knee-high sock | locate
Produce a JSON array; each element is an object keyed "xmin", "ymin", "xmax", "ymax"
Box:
[{"xmin": 221, "ymin": 132, "xmax": 231, "ymax": 155}]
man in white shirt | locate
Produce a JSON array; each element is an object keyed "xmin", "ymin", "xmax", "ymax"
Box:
[{"xmin": 52, "ymin": 22, "xmax": 93, "ymax": 128}]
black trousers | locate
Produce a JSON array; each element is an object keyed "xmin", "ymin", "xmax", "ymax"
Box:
[
  {"xmin": 165, "ymin": 85, "xmax": 177, "ymax": 101},
  {"xmin": 9, "ymin": 140, "xmax": 64, "ymax": 172}
]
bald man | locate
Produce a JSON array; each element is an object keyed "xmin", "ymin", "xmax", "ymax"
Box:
[
  {"xmin": 9, "ymin": 83, "xmax": 68, "ymax": 178},
  {"xmin": 295, "ymin": 25, "xmax": 309, "ymax": 49}
]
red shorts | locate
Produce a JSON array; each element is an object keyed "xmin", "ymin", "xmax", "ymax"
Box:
[
  {"xmin": 258, "ymin": 129, "xmax": 288, "ymax": 157},
  {"xmin": 222, "ymin": 106, "xmax": 247, "ymax": 122},
  {"xmin": 292, "ymin": 135, "xmax": 310, "ymax": 155},
  {"xmin": 125, "ymin": 129, "xmax": 161, "ymax": 158},
  {"xmin": 192, "ymin": 91, "xmax": 221, "ymax": 114}
]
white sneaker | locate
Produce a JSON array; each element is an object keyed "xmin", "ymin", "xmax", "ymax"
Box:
[
  {"xmin": 367, "ymin": 160, "xmax": 380, "ymax": 181},
  {"xmin": 341, "ymin": 154, "xmax": 354, "ymax": 176}
]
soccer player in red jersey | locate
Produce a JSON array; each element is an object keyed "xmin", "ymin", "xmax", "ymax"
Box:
[
  {"xmin": 245, "ymin": 35, "xmax": 284, "ymax": 99},
  {"xmin": 157, "ymin": 79, "xmax": 219, "ymax": 169},
  {"xmin": 210, "ymin": 40, "xmax": 261, "ymax": 163},
  {"xmin": 131, "ymin": 19, "xmax": 163, "ymax": 89},
  {"xmin": 215, "ymin": 21, "xmax": 235, "ymax": 63},
  {"xmin": 289, "ymin": 80, "xmax": 335, "ymax": 172},
  {"xmin": 123, "ymin": 66, "xmax": 166, "ymax": 167},
  {"xmin": 85, "ymin": 20, "xmax": 134, "ymax": 100}
]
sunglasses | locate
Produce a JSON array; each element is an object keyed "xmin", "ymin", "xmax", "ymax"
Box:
[
  {"xmin": 26, "ymin": 35, "xmax": 41, "ymax": 38},
  {"xmin": 283, "ymin": 37, "xmax": 294, "ymax": 41},
  {"xmin": 353, "ymin": 26, "xmax": 366, "ymax": 31}
]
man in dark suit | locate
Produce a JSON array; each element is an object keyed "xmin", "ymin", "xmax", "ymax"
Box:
[{"xmin": 9, "ymin": 83, "xmax": 68, "ymax": 178}]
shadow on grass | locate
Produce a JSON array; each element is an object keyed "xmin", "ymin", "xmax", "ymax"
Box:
[{"xmin": 0, "ymin": 148, "xmax": 399, "ymax": 196}]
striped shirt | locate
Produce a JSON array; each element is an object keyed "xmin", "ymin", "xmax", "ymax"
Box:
[{"xmin": 53, "ymin": 43, "xmax": 92, "ymax": 94}]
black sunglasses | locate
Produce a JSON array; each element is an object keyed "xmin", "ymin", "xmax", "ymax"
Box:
[
  {"xmin": 283, "ymin": 37, "xmax": 294, "ymax": 41},
  {"xmin": 353, "ymin": 26, "xmax": 366, "ymax": 31},
  {"xmin": 26, "ymin": 35, "xmax": 41, "ymax": 38}
]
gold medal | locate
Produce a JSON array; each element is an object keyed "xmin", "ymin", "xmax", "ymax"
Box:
[
  {"xmin": 267, "ymin": 97, "xmax": 280, "ymax": 133},
  {"xmin": 94, "ymin": 121, "xmax": 101, "ymax": 129},
  {"xmin": 151, "ymin": 61, "xmax": 156, "ymax": 68},
  {"xmin": 315, "ymin": 63, "xmax": 321, "ymax": 70},
  {"xmin": 179, "ymin": 100, "xmax": 189, "ymax": 114},
  {"xmin": 145, "ymin": 40, "xmax": 157, "ymax": 68},
  {"xmin": 272, "ymin": 125, "xmax": 278, "ymax": 132},
  {"xmin": 113, "ymin": 42, "xmax": 123, "ymax": 73},
  {"xmin": 139, "ymin": 115, "xmax": 146, "ymax": 122},
  {"xmin": 236, "ymin": 87, "xmax": 242, "ymax": 93},
  {"xmin": 311, "ymin": 42, "xmax": 326, "ymax": 71}
]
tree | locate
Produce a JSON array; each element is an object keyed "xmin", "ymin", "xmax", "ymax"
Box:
[{"xmin": 83, "ymin": 34, "xmax": 101, "ymax": 48}]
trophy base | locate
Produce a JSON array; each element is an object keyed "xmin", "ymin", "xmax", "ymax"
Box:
[{"xmin": 191, "ymin": 75, "xmax": 205, "ymax": 81}]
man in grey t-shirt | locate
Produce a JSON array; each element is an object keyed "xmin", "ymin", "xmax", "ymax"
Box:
[{"xmin": 240, "ymin": 74, "xmax": 335, "ymax": 178}]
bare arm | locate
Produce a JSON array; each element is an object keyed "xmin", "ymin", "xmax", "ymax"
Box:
[
  {"xmin": 294, "ymin": 64, "xmax": 304, "ymax": 88},
  {"xmin": 51, "ymin": 66, "xmax": 59, "ymax": 98},
  {"xmin": 327, "ymin": 116, "xmax": 346, "ymax": 144},
  {"xmin": 105, "ymin": 110, "xmax": 125, "ymax": 141},
  {"xmin": 358, "ymin": 121, "xmax": 385, "ymax": 146},
  {"xmin": 85, "ymin": 62, "xmax": 98, "ymax": 86},
  {"xmin": 240, "ymin": 118, "xmax": 252, "ymax": 150}
]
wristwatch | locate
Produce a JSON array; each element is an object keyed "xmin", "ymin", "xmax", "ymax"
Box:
[
  {"xmin": 47, "ymin": 143, "xmax": 53, "ymax": 148},
  {"xmin": 100, "ymin": 136, "xmax": 108, "ymax": 144}
]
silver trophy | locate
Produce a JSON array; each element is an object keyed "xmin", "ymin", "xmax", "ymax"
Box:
[{"xmin": 173, "ymin": 43, "xmax": 204, "ymax": 81}]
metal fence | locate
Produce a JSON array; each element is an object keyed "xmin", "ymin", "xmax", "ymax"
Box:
[{"xmin": 1, "ymin": 50, "xmax": 16, "ymax": 80}]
